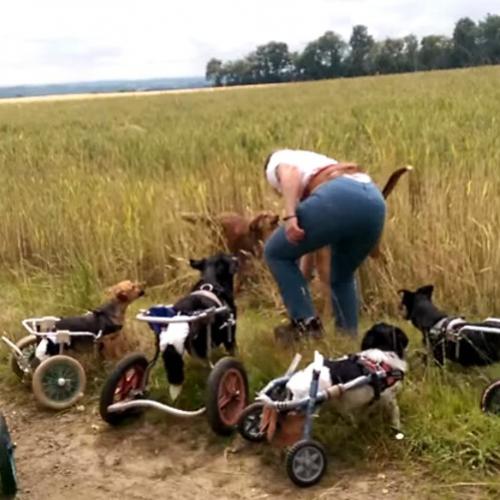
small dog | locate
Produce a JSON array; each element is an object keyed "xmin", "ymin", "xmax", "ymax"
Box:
[
  {"xmin": 41, "ymin": 280, "xmax": 146, "ymax": 359},
  {"xmin": 286, "ymin": 323, "xmax": 409, "ymax": 433},
  {"xmin": 301, "ymin": 166, "xmax": 413, "ymax": 318},
  {"xmin": 159, "ymin": 253, "xmax": 239, "ymax": 400},
  {"xmin": 399, "ymin": 285, "xmax": 500, "ymax": 366}
]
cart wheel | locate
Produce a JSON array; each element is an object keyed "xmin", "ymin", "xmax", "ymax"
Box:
[
  {"xmin": 99, "ymin": 353, "xmax": 148, "ymax": 425},
  {"xmin": 10, "ymin": 334, "xmax": 38, "ymax": 380},
  {"xmin": 206, "ymin": 357, "xmax": 248, "ymax": 436},
  {"xmin": 32, "ymin": 355, "xmax": 86, "ymax": 410},
  {"xmin": 286, "ymin": 439, "xmax": 327, "ymax": 488},
  {"xmin": 481, "ymin": 380, "xmax": 500, "ymax": 415},
  {"xmin": 0, "ymin": 414, "xmax": 18, "ymax": 498},
  {"xmin": 237, "ymin": 402, "xmax": 266, "ymax": 442}
]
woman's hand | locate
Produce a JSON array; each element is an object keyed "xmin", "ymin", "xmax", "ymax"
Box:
[{"xmin": 285, "ymin": 217, "xmax": 305, "ymax": 244}]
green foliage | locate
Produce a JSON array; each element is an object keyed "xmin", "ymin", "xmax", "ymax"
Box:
[{"xmin": 205, "ymin": 13, "xmax": 500, "ymax": 86}]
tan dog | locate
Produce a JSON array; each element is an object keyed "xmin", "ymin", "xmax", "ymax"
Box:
[
  {"xmin": 300, "ymin": 166, "xmax": 413, "ymax": 318},
  {"xmin": 54, "ymin": 280, "xmax": 146, "ymax": 360},
  {"xmin": 98, "ymin": 280, "xmax": 146, "ymax": 359},
  {"xmin": 181, "ymin": 211, "xmax": 280, "ymax": 287}
]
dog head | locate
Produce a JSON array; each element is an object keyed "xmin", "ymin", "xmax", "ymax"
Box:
[
  {"xmin": 189, "ymin": 253, "xmax": 239, "ymax": 294},
  {"xmin": 361, "ymin": 323, "xmax": 409, "ymax": 359},
  {"xmin": 249, "ymin": 212, "xmax": 279, "ymax": 243},
  {"xmin": 107, "ymin": 280, "xmax": 146, "ymax": 304},
  {"xmin": 398, "ymin": 285, "xmax": 434, "ymax": 320}
]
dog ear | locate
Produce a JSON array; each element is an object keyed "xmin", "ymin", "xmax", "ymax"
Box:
[
  {"xmin": 394, "ymin": 326, "xmax": 409, "ymax": 350},
  {"xmin": 417, "ymin": 284, "xmax": 434, "ymax": 299},
  {"xmin": 249, "ymin": 214, "xmax": 263, "ymax": 233},
  {"xmin": 117, "ymin": 291, "xmax": 129, "ymax": 302},
  {"xmin": 189, "ymin": 258, "xmax": 206, "ymax": 271},
  {"xmin": 360, "ymin": 325, "xmax": 377, "ymax": 350}
]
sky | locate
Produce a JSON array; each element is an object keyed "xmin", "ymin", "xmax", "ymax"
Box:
[{"xmin": 1, "ymin": 0, "xmax": 498, "ymax": 86}]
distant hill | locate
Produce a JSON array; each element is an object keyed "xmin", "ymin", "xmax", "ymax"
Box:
[{"xmin": 0, "ymin": 76, "xmax": 209, "ymax": 99}]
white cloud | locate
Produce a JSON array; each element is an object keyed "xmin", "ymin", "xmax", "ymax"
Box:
[{"xmin": 0, "ymin": 0, "xmax": 498, "ymax": 85}]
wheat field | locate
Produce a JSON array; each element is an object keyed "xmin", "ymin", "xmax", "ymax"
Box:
[{"xmin": 1, "ymin": 66, "xmax": 500, "ymax": 488}]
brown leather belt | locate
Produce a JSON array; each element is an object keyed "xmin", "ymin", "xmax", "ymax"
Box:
[{"xmin": 302, "ymin": 164, "xmax": 365, "ymax": 199}]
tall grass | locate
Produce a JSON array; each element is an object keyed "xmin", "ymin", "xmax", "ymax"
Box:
[
  {"xmin": 1, "ymin": 66, "xmax": 500, "ymax": 487},
  {"xmin": 0, "ymin": 67, "xmax": 499, "ymax": 317}
]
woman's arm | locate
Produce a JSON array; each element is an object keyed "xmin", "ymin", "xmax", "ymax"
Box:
[
  {"xmin": 276, "ymin": 164, "xmax": 305, "ymax": 243},
  {"xmin": 277, "ymin": 164, "xmax": 303, "ymax": 217}
]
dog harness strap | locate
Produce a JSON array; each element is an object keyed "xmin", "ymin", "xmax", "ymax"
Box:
[
  {"xmin": 357, "ymin": 357, "xmax": 402, "ymax": 403},
  {"xmin": 189, "ymin": 290, "xmax": 224, "ymax": 308}
]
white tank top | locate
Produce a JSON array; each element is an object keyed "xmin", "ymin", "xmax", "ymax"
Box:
[{"xmin": 265, "ymin": 149, "xmax": 371, "ymax": 192}]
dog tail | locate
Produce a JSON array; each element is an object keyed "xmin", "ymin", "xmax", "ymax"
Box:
[
  {"xmin": 381, "ymin": 165, "xmax": 413, "ymax": 199},
  {"xmin": 180, "ymin": 212, "xmax": 214, "ymax": 224}
]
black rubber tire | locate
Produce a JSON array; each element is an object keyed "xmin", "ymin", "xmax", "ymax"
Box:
[
  {"xmin": 99, "ymin": 353, "xmax": 148, "ymax": 426},
  {"xmin": 481, "ymin": 380, "xmax": 500, "ymax": 415},
  {"xmin": 237, "ymin": 402, "xmax": 266, "ymax": 442},
  {"xmin": 32, "ymin": 355, "xmax": 86, "ymax": 410},
  {"xmin": 206, "ymin": 357, "xmax": 249, "ymax": 436},
  {"xmin": 0, "ymin": 414, "xmax": 18, "ymax": 498},
  {"xmin": 286, "ymin": 439, "xmax": 327, "ymax": 488},
  {"xmin": 10, "ymin": 335, "xmax": 38, "ymax": 380}
]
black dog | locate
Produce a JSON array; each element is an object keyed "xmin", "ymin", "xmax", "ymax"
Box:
[
  {"xmin": 399, "ymin": 285, "xmax": 500, "ymax": 366},
  {"xmin": 160, "ymin": 253, "xmax": 238, "ymax": 399}
]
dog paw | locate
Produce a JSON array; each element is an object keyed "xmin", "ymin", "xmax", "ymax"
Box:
[{"xmin": 391, "ymin": 427, "xmax": 405, "ymax": 440}]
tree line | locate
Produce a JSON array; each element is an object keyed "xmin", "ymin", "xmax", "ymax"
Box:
[{"xmin": 205, "ymin": 14, "xmax": 500, "ymax": 86}]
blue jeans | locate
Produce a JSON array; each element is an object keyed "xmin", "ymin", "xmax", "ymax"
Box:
[{"xmin": 264, "ymin": 176, "xmax": 386, "ymax": 335}]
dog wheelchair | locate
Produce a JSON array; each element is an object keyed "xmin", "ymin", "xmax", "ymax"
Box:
[
  {"xmin": 424, "ymin": 316, "xmax": 500, "ymax": 415},
  {"xmin": 0, "ymin": 413, "xmax": 18, "ymax": 498},
  {"xmin": 99, "ymin": 304, "xmax": 249, "ymax": 436},
  {"xmin": 237, "ymin": 351, "xmax": 404, "ymax": 488},
  {"xmin": 2, "ymin": 316, "xmax": 106, "ymax": 410}
]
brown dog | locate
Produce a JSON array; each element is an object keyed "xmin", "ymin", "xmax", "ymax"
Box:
[
  {"xmin": 181, "ymin": 211, "xmax": 280, "ymax": 287},
  {"xmin": 54, "ymin": 280, "xmax": 146, "ymax": 359},
  {"xmin": 98, "ymin": 280, "xmax": 146, "ymax": 358},
  {"xmin": 301, "ymin": 166, "xmax": 413, "ymax": 318}
]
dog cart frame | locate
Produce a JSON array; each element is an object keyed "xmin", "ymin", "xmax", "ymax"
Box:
[
  {"xmin": 0, "ymin": 413, "xmax": 18, "ymax": 498},
  {"xmin": 99, "ymin": 304, "xmax": 248, "ymax": 436},
  {"xmin": 2, "ymin": 316, "xmax": 104, "ymax": 410},
  {"xmin": 474, "ymin": 318, "xmax": 500, "ymax": 414},
  {"xmin": 237, "ymin": 351, "xmax": 404, "ymax": 488}
]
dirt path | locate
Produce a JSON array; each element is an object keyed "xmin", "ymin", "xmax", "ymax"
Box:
[{"xmin": 0, "ymin": 386, "xmax": 429, "ymax": 500}]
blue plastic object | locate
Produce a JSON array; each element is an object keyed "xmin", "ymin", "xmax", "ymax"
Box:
[{"xmin": 145, "ymin": 305, "xmax": 177, "ymax": 334}]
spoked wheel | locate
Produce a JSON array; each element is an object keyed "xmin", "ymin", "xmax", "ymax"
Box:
[
  {"xmin": 99, "ymin": 353, "xmax": 148, "ymax": 425},
  {"xmin": 0, "ymin": 414, "xmax": 18, "ymax": 498},
  {"xmin": 10, "ymin": 335, "xmax": 38, "ymax": 380},
  {"xmin": 286, "ymin": 439, "xmax": 327, "ymax": 488},
  {"xmin": 206, "ymin": 357, "xmax": 249, "ymax": 436},
  {"xmin": 32, "ymin": 355, "xmax": 86, "ymax": 410},
  {"xmin": 237, "ymin": 402, "xmax": 266, "ymax": 442},
  {"xmin": 481, "ymin": 380, "xmax": 500, "ymax": 415}
]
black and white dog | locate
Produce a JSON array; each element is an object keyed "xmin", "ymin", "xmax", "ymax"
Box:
[
  {"xmin": 399, "ymin": 284, "xmax": 500, "ymax": 366},
  {"xmin": 286, "ymin": 323, "xmax": 409, "ymax": 433},
  {"xmin": 160, "ymin": 253, "xmax": 238, "ymax": 399}
]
